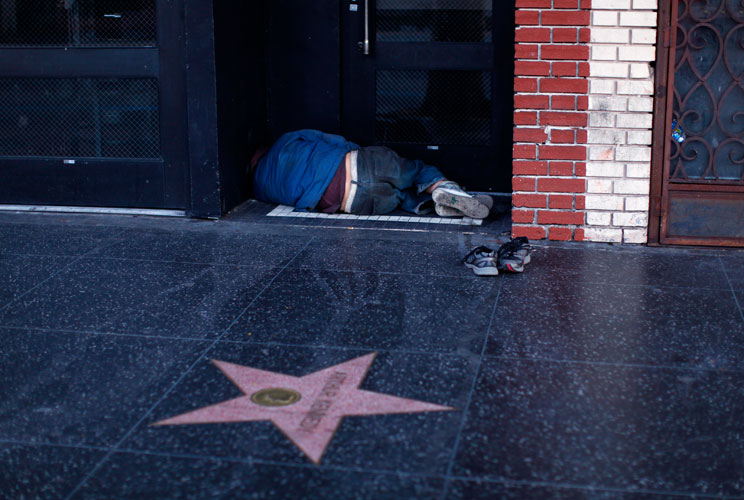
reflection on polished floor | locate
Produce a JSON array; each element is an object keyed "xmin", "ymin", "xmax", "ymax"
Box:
[{"xmin": 1, "ymin": 211, "xmax": 744, "ymax": 499}]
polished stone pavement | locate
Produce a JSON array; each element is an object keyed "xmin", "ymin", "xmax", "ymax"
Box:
[{"xmin": 1, "ymin": 211, "xmax": 744, "ymax": 499}]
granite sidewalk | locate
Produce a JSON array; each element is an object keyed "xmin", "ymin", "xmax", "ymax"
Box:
[{"xmin": 1, "ymin": 211, "xmax": 743, "ymax": 499}]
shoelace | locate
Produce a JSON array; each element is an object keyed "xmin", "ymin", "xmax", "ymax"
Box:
[
  {"xmin": 465, "ymin": 246, "xmax": 496, "ymax": 262},
  {"xmin": 497, "ymin": 241, "xmax": 527, "ymax": 262},
  {"xmin": 499, "ymin": 239, "xmax": 531, "ymax": 257}
]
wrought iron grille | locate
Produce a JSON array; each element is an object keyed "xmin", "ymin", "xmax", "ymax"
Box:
[
  {"xmin": 0, "ymin": 78, "xmax": 161, "ymax": 158},
  {"xmin": 377, "ymin": 0, "xmax": 493, "ymax": 43},
  {"xmin": 671, "ymin": 0, "xmax": 744, "ymax": 184},
  {"xmin": 0, "ymin": 0, "xmax": 156, "ymax": 47},
  {"xmin": 376, "ymin": 70, "xmax": 491, "ymax": 145}
]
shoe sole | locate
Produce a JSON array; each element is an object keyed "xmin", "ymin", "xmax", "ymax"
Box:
[
  {"xmin": 501, "ymin": 262, "xmax": 524, "ymax": 273},
  {"xmin": 436, "ymin": 195, "xmax": 493, "ymax": 218},
  {"xmin": 465, "ymin": 263, "xmax": 499, "ymax": 276},
  {"xmin": 474, "ymin": 194, "xmax": 494, "ymax": 210},
  {"xmin": 432, "ymin": 188, "xmax": 490, "ymax": 219},
  {"xmin": 435, "ymin": 204, "xmax": 462, "ymax": 217}
]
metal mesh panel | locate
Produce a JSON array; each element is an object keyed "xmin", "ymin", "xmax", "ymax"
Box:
[
  {"xmin": 0, "ymin": 78, "xmax": 160, "ymax": 158},
  {"xmin": 670, "ymin": 0, "xmax": 744, "ymax": 184},
  {"xmin": 377, "ymin": 0, "xmax": 492, "ymax": 43},
  {"xmin": 0, "ymin": 0, "xmax": 156, "ymax": 47},
  {"xmin": 376, "ymin": 70, "xmax": 491, "ymax": 145}
]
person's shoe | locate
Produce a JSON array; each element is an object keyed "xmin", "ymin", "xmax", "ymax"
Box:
[
  {"xmin": 501, "ymin": 237, "xmax": 532, "ymax": 264},
  {"xmin": 474, "ymin": 194, "xmax": 494, "ymax": 211},
  {"xmin": 432, "ymin": 182, "xmax": 490, "ymax": 219},
  {"xmin": 435, "ymin": 203, "xmax": 462, "ymax": 217},
  {"xmin": 464, "ymin": 246, "xmax": 499, "ymax": 276},
  {"xmin": 496, "ymin": 238, "xmax": 532, "ymax": 273},
  {"xmin": 436, "ymin": 195, "xmax": 494, "ymax": 217}
]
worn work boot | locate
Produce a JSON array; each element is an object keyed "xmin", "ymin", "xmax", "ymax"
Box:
[{"xmin": 431, "ymin": 182, "xmax": 490, "ymax": 219}]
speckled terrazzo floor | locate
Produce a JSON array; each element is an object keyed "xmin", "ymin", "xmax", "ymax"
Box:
[{"xmin": 1, "ymin": 211, "xmax": 744, "ymax": 499}]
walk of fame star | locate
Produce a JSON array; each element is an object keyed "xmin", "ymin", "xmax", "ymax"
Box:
[{"xmin": 153, "ymin": 353, "xmax": 454, "ymax": 464}]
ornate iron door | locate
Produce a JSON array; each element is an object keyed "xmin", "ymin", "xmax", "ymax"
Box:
[
  {"xmin": 654, "ymin": 0, "xmax": 744, "ymax": 246},
  {"xmin": 341, "ymin": 0, "xmax": 514, "ymax": 193}
]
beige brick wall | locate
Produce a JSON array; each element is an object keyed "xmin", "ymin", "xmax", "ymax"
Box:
[{"xmin": 585, "ymin": 0, "xmax": 658, "ymax": 244}]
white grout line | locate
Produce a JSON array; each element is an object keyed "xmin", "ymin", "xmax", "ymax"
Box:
[{"xmin": 266, "ymin": 205, "xmax": 483, "ymax": 226}]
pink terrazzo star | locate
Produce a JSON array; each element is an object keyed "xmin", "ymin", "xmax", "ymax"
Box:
[{"xmin": 153, "ymin": 353, "xmax": 454, "ymax": 464}]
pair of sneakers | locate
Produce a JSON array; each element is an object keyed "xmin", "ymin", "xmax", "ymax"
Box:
[
  {"xmin": 431, "ymin": 181, "xmax": 491, "ymax": 219},
  {"xmin": 463, "ymin": 237, "xmax": 532, "ymax": 276}
]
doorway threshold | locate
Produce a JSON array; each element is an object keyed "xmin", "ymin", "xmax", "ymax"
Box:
[
  {"xmin": 267, "ymin": 205, "xmax": 483, "ymax": 226},
  {"xmin": 225, "ymin": 200, "xmax": 512, "ymax": 236},
  {"xmin": 0, "ymin": 205, "xmax": 186, "ymax": 217}
]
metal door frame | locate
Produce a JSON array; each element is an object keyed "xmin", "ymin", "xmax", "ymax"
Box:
[{"xmin": 650, "ymin": 0, "xmax": 744, "ymax": 247}]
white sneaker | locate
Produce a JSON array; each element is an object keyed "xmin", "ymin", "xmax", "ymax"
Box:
[
  {"xmin": 432, "ymin": 184, "xmax": 490, "ymax": 219},
  {"xmin": 436, "ymin": 195, "xmax": 494, "ymax": 217}
]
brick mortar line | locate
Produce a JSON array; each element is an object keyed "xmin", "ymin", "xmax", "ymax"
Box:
[
  {"xmin": 513, "ymin": 10, "xmax": 591, "ymax": 241},
  {"xmin": 583, "ymin": 7, "xmax": 657, "ymax": 244}
]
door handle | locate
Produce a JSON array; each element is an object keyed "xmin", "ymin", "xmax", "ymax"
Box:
[{"xmin": 362, "ymin": 0, "xmax": 370, "ymax": 55}]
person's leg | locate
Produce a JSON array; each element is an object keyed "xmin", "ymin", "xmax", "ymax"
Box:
[
  {"xmin": 352, "ymin": 146, "xmax": 447, "ymax": 215},
  {"xmin": 362, "ymin": 146, "xmax": 445, "ymax": 193},
  {"xmin": 364, "ymin": 147, "xmax": 490, "ymax": 218},
  {"xmin": 349, "ymin": 146, "xmax": 444, "ymax": 215},
  {"xmin": 349, "ymin": 146, "xmax": 489, "ymax": 218},
  {"xmin": 346, "ymin": 149, "xmax": 402, "ymax": 215},
  {"xmin": 425, "ymin": 180, "xmax": 447, "ymax": 194}
]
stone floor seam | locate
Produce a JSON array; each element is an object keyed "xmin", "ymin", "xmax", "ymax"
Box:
[
  {"xmin": 719, "ymin": 255, "xmax": 744, "ymax": 325},
  {"xmin": 439, "ymin": 275, "xmax": 505, "ymax": 500},
  {"xmin": 61, "ymin": 237, "xmax": 317, "ymax": 500},
  {"xmin": 0, "ymin": 229, "xmax": 127, "ymax": 315}
]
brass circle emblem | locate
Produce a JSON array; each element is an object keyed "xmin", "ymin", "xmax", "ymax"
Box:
[{"xmin": 251, "ymin": 388, "xmax": 301, "ymax": 407}]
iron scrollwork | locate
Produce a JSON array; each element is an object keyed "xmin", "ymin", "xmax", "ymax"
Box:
[{"xmin": 672, "ymin": 0, "xmax": 744, "ymax": 184}]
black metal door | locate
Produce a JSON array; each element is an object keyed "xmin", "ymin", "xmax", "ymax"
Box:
[
  {"xmin": 342, "ymin": 0, "xmax": 513, "ymax": 192},
  {"xmin": 0, "ymin": 0, "xmax": 187, "ymax": 209}
]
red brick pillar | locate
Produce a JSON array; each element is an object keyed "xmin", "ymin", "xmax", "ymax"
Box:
[{"xmin": 512, "ymin": 0, "xmax": 591, "ymax": 242}]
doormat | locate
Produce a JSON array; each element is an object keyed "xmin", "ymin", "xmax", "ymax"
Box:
[{"xmin": 267, "ymin": 205, "xmax": 483, "ymax": 226}]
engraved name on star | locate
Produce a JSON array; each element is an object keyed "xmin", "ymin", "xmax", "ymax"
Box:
[{"xmin": 153, "ymin": 353, "xmax": 454, "ymax": 464}]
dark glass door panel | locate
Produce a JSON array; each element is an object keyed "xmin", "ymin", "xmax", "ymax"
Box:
[
  {"xmin": 377, "ymin": 0, "xmax": 493, "ymax": 42},
  {"xmin": 0, "ymin": 0, "xmax": 157, "ymax": 47},
  {"xmin": 0, "ymin": 0, "xmax": 187, "ymax": 209},
  {"xmin": 0, "ymin": 78, "xmax": 160, "ymax": 158},
  {"xmin": 376, "ymin": 70, "xmax": 492, "ymax": 145},
  {"xmin": 342, "ymin": 0, "xmax": 513, "ymax": 192}
]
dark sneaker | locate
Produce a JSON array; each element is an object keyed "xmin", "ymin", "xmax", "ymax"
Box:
[
  {"xmin": 432, "ymin": 182, "xmax": 490, "ymax": 219},
  {"xmin": 464, "ymin": 246, "xmax": 499, "ymax": 276},
  {"xmin": 496, "ymin": 238, "xmax": 532, "ymax": 273},
  {"xmin": 505, "ymin": 236, "xmax": 532, "ymax": 264}
]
